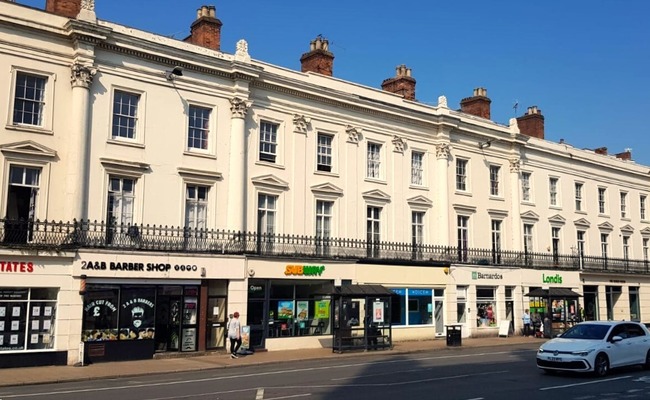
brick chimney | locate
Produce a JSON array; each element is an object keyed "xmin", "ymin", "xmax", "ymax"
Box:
[
  {"xmin": 300, "ymin": 36, "xmax": 334, "ymax": 76},
  {"xmin": 46, "ymin": 0, "xmax": 81, "ymax": 18},
  {"xmin": 381, "ymin": 65, "xmax": 416, "ymax": 101},
  {"xmin": 615, "ymin": 149, "xmax": 632, "ymax": 161},
  {"xmin": 516, "ymin": 106, "xmax": 545, "ymax": 139},
  {"xmin": 460, "ymin": 87, "xmax": 491, "ymax": 119},
  {"xmin": 594, "ymin": 147, "xmax": 608, "ymax": 155},
  {"xmin": 184, "ymin": 5, "xmax": 222, "ymax": 51}
]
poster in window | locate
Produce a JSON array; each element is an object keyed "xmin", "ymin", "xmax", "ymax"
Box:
[
  {"xmin": 0, "ymin": 335, "xmax": 3, "ymax": 345},
  {"xmin": 30, "ymin": 334, "xmax": 39, "ymax": 344},
  {"xmin": 32, "ymin": 306, "xmax": 40, "ymax": 317},
  {"xmin": 11, "ymin": 321, "xmax": 19, "ymax": 331},
  {"xmin": 44, "ymin": 306, "xmax": 52, "ymax": 317},
  {"xmin": 315, "ymin": 300, "xmax": 330, "ymax": 319},
  {"xmin": 119, "ymin": 288, "xmax": 155, "ymax": 340},
  {"xmin": 0, "ymin": 307, "xmax": 5, "ymax": 317},
  {"xmin": 0, "ymin": 321, "xmax": 4, "ymax": 331},
  {"xmin": 43, "ymin": 320, "xmax": 51, "ymax": 331},
  {"xmin": 31, "ymin": 320, "xmax": 39, "ymax": 331},
  {"xmin": 183, "ymin": 298, "xmax": 197, "ymax": 325},
  {"xmin": 10, "ymin": 334, "xmax": 18, "ymax": 345},
  {"xmin": 296, "ymin": 301, "xmax": 309, "ymax": 321},
  {"xmin": 373, "ymin": 301, "xmax": 384, "ymax": 323},
  {"xmin": 277, "ymin": 301, "xmax": 294, "ymax": 319},
  {"xmin": 12, "ymin": 307, "xmax": 20, "ymax": 317}
]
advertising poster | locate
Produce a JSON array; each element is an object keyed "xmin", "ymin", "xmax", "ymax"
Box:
[
  {"xmin": 240, "ymin": 325, "xmax": 250, "ymax": 350},
  {"xmin": 277, "ymin": 301, "xmax": 294, "ymax": 319},
  {"xmin": 0, "ymin": 307, "xmax": 5, "ymax": 317},
  {"xmin": 315, "ymin": 300, "xmax": 330, "ymax": 319},
  {"xmin": 32, "ymin": 306, "xmax": 40, "ymax": 317},
  {"xmin": 12, "ymin": 307, "xmax": 20, "ymax": 317},
  {"xmin": 373, "ymin": 301, "xmax": 384, "ymax": 323},
  {"xmin": 296, "ymin": 301, "xmax": 309, "ymax": 321},
  {"xmin": 181, "ymin": 328, "xmax": 196, "ymax": 351}
]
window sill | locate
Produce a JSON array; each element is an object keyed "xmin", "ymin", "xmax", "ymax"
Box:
[
  {"xmin": 598, "ymin": 213, "xmax": 610, "ymax": 218},
  {"xmin": 5, "ymin": 124, "xmax": 53, "ymax": 135},
  {"xmin": 575, "ymin": 210, "xmax": 587, "ymax": 215},
  {"xmin": 621, "ymin": 217, "xmax": 631, "ymax": 222},
  {"xmin": 107, "ymin": 138, "xmax": 145, "ymax": 149},
  {"xmin": 641, "ymin": 219, "xmax": 650, "ymax": 224},
  {"xmin": 549, "ymin": 205, "xmax": 562, "ymax": 211},
  {"xmin": 409, "ymin": 185, "xmax": 429, "ymax": 191},
  {"xmin": 489, "ymin": 196, "xmax": 504, "ymax": 202},
  {"xmin": 364, "ymin": 177, "xmax": 387, "ymax": 185},
  {"xmin": 455, "ymin": 190, "xmax": 473, "ymax": 197},
  {"xmin": 314, "ymin": 170, "xmax": 339, "ymax": 178},
  {"xmin": 255, "ymin": 161, "xmax": 285, "ymax": 170},
  {"xmin": 521, "ymin": 201, "xmax": 535, "ymax": 206},
  {"xmin": 183, "ymin": 150, "xmax": 217, "ymax": 160}
]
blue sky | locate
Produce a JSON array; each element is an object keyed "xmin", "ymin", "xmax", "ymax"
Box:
[{"xmin": 21, "ymin": 1, "xmax": 650, "ymax": 167}]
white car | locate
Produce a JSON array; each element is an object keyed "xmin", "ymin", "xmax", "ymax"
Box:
[{"xmin": 537, "ymin": 321, "xmax": 650, "ymax": 376}]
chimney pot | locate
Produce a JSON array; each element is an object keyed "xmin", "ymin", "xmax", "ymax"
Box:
[
  {"xmin": 595, "ymin": 147, "xmax": 608, "ymax": 155},
  {"xmin": 184, "ymin": 5, "xmax": 223, "ymax": 51},
  {"xmin": 381, "ymin": 65, "xmax": 416, "ymax": 101},
  {"xmin": 46, "ymin": 0, "xmax": 82, "ymax": 18},
  {"xmin": 460, "ymin": 87, "xmax": 491, "ymax": 119},
  {"xmin": 300, "ymin": 36, "xmax": 334, "ymax": 76},
  {"xmin": 516, "ymin": 105, "xmax": 545, "ymax": 139}
]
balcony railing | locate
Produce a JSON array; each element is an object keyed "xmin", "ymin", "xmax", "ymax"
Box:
[{"xmin": 1, "ymin": 218, "xmax": 649, "ymax": 274}]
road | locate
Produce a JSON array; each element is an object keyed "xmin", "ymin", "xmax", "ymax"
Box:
[{"xmin": 2, "ymin": 343, "xmax": 650, "ymax": 400}]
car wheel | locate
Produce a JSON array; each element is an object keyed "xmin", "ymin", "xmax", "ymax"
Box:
[
  {"xmin": 594, "ymin": 353, "xmax": 609, "ymax": 377},
  {"xmin": 644, "ymin": 350, "xmax": 650, "ymax": 370}
]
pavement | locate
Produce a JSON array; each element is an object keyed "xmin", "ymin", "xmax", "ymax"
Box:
[{"xmin": 0, "ymin": 335, "xmax": 543, "ymax": 387}]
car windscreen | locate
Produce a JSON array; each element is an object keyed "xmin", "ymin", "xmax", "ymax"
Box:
[{"xmin": 560, "ymin": 324, "xmax": 609, "ymax": 340}]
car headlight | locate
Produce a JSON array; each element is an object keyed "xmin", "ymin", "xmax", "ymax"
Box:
[
  {"xmin": 538, "ymin": 347, "xmax": 547, "ymax": 353},
  {"xmin": 571, "ymin": 349, "xmax": 595, "ymax": 357}
]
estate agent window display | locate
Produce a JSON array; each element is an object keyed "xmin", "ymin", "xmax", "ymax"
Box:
[{"xmin": 0, "ymin": 287, "xmax": 58, "ymax": 352}]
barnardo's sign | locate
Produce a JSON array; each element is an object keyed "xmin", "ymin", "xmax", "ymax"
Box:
[{"xmin": 472, "ymin": 271, "xmax": 503, "ymax": 280}]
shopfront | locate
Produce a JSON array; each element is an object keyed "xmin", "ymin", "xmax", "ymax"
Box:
[
  {"xmin": 243, "ymin": 260, "xmax": 356, "ymax": 351},
  {"xmin": 580, "ymin": 273, "xmax": 650, "ymax": 323},
  {"xmin": 0, "ymin": 255, "xmax": 76, "ymax": 368},
  {"xmin": 73, "ymin": 252, "xmax": 243, "ymax": 363},
  {"xmin": 523, "ymin": 270, "xmax": 582, "ymax": 337}
]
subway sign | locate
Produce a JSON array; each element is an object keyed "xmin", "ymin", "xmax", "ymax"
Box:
[{"xmin": 284, "ymin": 264, "xmax": 325, "ymax": 276}]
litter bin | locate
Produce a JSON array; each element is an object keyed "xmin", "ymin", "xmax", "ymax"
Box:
[{"xmin": 445, "ymin": 324, "xmax": 462, "ymax": 346}]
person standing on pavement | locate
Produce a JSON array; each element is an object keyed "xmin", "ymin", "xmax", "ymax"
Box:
[
  {"xmin": 227, "ymin": 311, "xmax": 242, "ymax": 358},
  {"xmin": 522, "ymin": 309, "xmax": 531, "ymax": 337}
]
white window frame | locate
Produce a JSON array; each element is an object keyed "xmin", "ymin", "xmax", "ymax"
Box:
[
  {"xmin": 598, "ymin": 187, "xmax": 607, "ymax": 215},
  {"xmin": 367, "ymin": 142, "xmax": 382, "ymax": 179},
  {"xmin": 258, "ymin": 193, "xmax": 278, "ymax": 235},
  {"xmin": 184, "ymin": 184, "xmax": 209, "ymax": 230},
  {"xmin": 549, "ymin": 177, "xmax": 559, "ymax": 207},
  {"xmin": 7, "ymin": 67, "xmax": 56, "ymax": 134},
  {"xmin": 620, "ymin": 191, "xmax": 628, "ymax": 219},
  {"xmin": 600, "ymin": 233, "xmax": 609, "ymax": 258},
  {"xmin": 577, "ymin": 230, "xmax": 586, "ymax": 258},
  {"xmin": 521, "ymin": 172, "xmax": 532, "ymax": 202},
  {"xmin": 491, "ymin": 219, "xmax": 502, "ymax": 264},
  {"xmin": 523, "ymin": 223, "xmax": 534, "ymax": 253},
  {"xmin": 259, "ymin": 120, "xmax": 279, "ymax": 163},
  {"xmin": 316, "ymin": 133, "xmax": 333, "ymax": 173},
  {"xmin": 186, "ymin": 104, "xmax": 213, "ymax": 153},
  {"xmin": 412, "ymin": 211, "xmax": 425, "ymax": 245},
  {"xmin": 456, "ymin": 158, "xmax": 469, "ymax": 192},
  {"xmin": 622, "ymin": 235, "xmax": 630, "ymax": 260},
  {"xmin": 411, "ymin": 151, "xmax": 424, "ymax": 186},
  {"xmin": 641, "ymin": 195, "xmax": 647, "ymax": 220},
  {"xmin": 489, "ymin": 165, "xmax": 500, "ymax": 197},
  {"xmin": 575, "ymin": 182, "xmax": 583, "ymax": 212},
  {"xmin": 643, "ymin": 238, "xmax": 649, "ymax": 262},
  {"xmin": 315, "ymin": 200, "xmax": 333, "ymax": 239},
  {"xmin": 456, "ymin": 286, "xmax": 468, "ymax": 324}
]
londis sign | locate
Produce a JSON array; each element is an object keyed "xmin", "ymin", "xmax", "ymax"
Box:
[
  {"xmin": 284, "ymin": 264, "xmax": 325, "ymax": 276},
  {"xmin": 542, "ymin": 273, "xmax": 563, "ymax": 284}
]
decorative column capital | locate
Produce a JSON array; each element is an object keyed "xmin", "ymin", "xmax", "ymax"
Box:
[
  {"xmin": 435, "ymin": 143, "xmax": 450, "ymax": 159},
  {"xmin": 345, "ymin": 125, "xmax": 362, "ymax": 144},
  {"xmin": 509, "ymin": 157, "xmax": 521, "ymax": 173},
  {"xmin": 71, "ymin": 63, "xmax": 96, "ymax": 89},
  {"xmin": 230, "ymin": 97, "xmax": 252, "ymax": 119},
  {"xmin": 392, "ymin": 135, "xmax": 406, "ymax": 153},
  {"xmin": 293, "ymin": 114, "xmax": 311, "ymax": 134}
]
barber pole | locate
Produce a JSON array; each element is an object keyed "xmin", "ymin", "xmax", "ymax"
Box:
[{"xmin": 79, "ymin": 275, "xmax": 87, "ymax": 295}]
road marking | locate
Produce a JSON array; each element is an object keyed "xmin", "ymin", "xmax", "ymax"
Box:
[
  {"xmin": 539, "ymin": 375, "xmax": 632, "ymax": 391},
  {"xmin": 465, "ymin": 398, "xmax": 485, "ymax": 400},
  {"xmin": 256, "ymin": 388, "xmax": 265, "ymax": 399},
  {"xmin": 265, "ymin": 395, "xmax": 311, "ymax": 400},
  {"xmin": 0, "ymin": 350, "xmax": 526, "ymax": 398}
]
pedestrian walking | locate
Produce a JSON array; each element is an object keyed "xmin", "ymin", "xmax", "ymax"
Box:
[
  {"xmin": 522, "ymin": 309, "xmax": 531, "ymax": 337},
  {"xmin": 227, "ymin": 311, "xmax": 242, "ymax": 358}
]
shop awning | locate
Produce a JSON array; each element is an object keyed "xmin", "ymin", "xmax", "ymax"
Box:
[{"xmin": 525, "ymin": 288, "xmax": 582, "ymax": 298}]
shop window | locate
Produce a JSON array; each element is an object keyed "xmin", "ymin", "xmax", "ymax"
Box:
[
  {"xmin": 119, "ymin": 287, "xmax": 156, "ymax": 340},
  {"xmin": 82, "ymin": 287, "xmax": 119, "ymax": 341},
  {"xmin": 0, "ymin": 287, "xmax": 57, "ymax": 352},
  {"xmin": 629, "ymin": 287, "xmax": 640, "ymax": 322},
  {"xmin": 476, "ymin": 287, "xmax": 497, "ymax": 327}
]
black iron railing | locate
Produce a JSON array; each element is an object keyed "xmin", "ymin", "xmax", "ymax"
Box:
[{"xmin": 1, "ymin": 218, "xmax": 649, "ymax": 274}]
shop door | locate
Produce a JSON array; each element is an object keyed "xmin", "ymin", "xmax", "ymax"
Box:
[
  {"xmin": 206, "ymin": 297, "xmax": 226, "ymax": 349},
  {"xmin": 155, "ymin": 296, "xmax": 182, "ymax": 352},
  {"xmin": 505, "ymin": 301, "xmax": 514, "ymax": 333},
  {"xmin": 434, "ymin": 300, "xmax": 444, "ymax": 336}
]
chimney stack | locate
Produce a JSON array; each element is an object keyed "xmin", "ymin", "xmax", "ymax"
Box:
[
  {"xmin": 460, "ymin": 87, "xmax": 491, "ymax": 119},
  {"xmin": 184, "ymin": 5, "xmax": 222, "ymax": 51},
  {"xmin": 594, "ymin": 147, "xmax": 608, "ymax": 155},
  {"xmin": 45, "ymin": 0, "xmax": 81, "ymax": 18},
  {"xmin": 516, "ymin": 106, "xmax": 545, "ymax": 139},
  {"xmin": 381, "ymin": 65, "xmax": 416, "ymax": 101},
  {"xmin": 615, "ymin": 149, "xmax": 632, "ymax": 161},
  {"xmin": 300, "ymin": 36, "xmax": 334, "ymax": 76}
]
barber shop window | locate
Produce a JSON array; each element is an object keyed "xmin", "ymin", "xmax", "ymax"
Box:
[{"xmin": 476, "ymin": 287, "xmax": 497, "ymax": 327}]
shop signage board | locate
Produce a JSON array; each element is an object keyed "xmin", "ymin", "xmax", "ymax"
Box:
[
  {"xmin": 181, "ymin": 328, "xmax": 196, "ymax": 351},
  {"xmin": 498, "ymin": 320, "xmax": 510, "ymax": 337}
]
